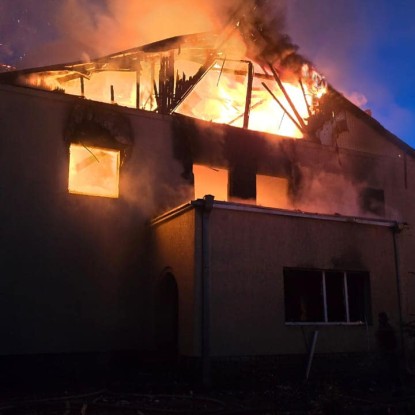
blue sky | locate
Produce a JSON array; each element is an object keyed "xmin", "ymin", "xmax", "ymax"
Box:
[
  {"xmin": 1, "ymin": 0, "xmax": 414, "ymax": 148},
  {"xmin": 286, "ymin": 0, "xmax": 415, "ymax": 148}
]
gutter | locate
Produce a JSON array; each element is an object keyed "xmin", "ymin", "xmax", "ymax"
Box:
[
  {"xmin": 151, "ymin": 199, "xmax": 403, "ymax": 229},
  {"xmin": 200, "ymin": 200, "xmax": 400, "ymax": 228}
]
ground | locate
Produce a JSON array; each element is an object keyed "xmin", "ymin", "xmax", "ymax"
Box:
[{"xmin": 1, "ymin": 355, "xmax": 415, "ymax": 414}]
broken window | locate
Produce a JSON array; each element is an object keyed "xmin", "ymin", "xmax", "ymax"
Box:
[
  {"xmin": 283, "ymin": 268, "xmax": 371, "ymax": 324},
  {"xmin": 193, "ymin": 164, "xmax": 228, "ymax": 201},
  {"xmin": 68, "ymin": 143, "xmax": 120, "ymax": 198},
  {"xmin": 194, "ymin": 167, "xmax": 291, "ymax": 208},
  {"xmin": 229, "ymin": 164, "xmax": 256, "ymax": 201},
  {"xmin": 256, "ymin": 174, "xmax": 289, "ymax": 209}
]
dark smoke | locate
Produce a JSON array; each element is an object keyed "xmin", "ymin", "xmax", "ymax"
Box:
[{"xmin": 234, "ymin": 1, "xmax": 306, "ymax": 71}]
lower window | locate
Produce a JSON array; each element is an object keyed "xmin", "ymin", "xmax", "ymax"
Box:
[{"xmin": 283, "ymin": 268, "xmax": 371, "ymax": 324}]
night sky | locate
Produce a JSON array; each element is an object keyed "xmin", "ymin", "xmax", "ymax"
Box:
[{"xmin": 1, "ymin": 0, "xmax": 414, "ymax": 148}]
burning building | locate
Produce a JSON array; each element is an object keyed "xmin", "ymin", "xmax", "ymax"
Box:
[{"xmin": 1, "ymin": 4, "xmax": 415, "ymax": 379}]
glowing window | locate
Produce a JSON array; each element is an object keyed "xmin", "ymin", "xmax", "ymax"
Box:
[
  {"xmin": 256, "ymin": 175, "xmax": 289, "ymax": 209},
  {"xmin": 68, "ymin": 143, "xmax": 120, "ymax": 198},
  {"xmin": 193, "ymin": 164, "xmax": 228, "ymax": 201}
]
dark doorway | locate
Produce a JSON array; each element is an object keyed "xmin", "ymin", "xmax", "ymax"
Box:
[{"xmin": 154, "ymin": 272, "xmax": 179, "ymax": 359}]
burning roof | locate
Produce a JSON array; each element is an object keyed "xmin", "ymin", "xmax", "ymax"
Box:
[
  {"xmin": 0, "ymin": 1, "xmax": 411, "ymax": 153},
  {"xmin": 0, "ymin": 4, "xmax": 330, "ymax": 141}
]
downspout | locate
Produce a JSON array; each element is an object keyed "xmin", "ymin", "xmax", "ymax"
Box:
[
  {"xmin": 201, "ymin": 194, "xmax": 214, "ymax": 387},
  {"xmin": 392, "ymin": 222, "xmax": 406, "ymax": 364}
]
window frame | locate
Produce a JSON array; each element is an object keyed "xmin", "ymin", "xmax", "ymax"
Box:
[
  {"xmin": 68, "ymin": 143, "xmax": 121, "ymax": 199},
  {"xmin": 283, "ymin": 268, "xmax": 372, "ymax": 326}
]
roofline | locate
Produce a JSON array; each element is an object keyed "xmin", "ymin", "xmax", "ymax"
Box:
[
  {"xmin": 1, "ymin": 31, "xmax": 413, "ymax": 157},
  {"xmin": 327, "ymin": 84, "xmax": 415, "ymax": 157},
  {"xmin": 150, "ymin": 199, "xmax": 405, "ymax": 229}
]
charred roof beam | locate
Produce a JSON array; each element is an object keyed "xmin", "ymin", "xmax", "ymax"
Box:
[
  {"xmin": 243, "ymin": 60, "xmax": 254, "ymax": 129},
  {"xmin": 261, "ymin": 82, "xmax": 304, "ymax": 133},
  {"xmin": 267, "ymin": 62, "xmax": 307, "ymax": 131}
]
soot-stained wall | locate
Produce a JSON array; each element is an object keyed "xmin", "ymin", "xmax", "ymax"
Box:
[
  {"xmin": 173, "ymin": 114, "xmax": 409, "ymax": 220},
  {"xmin": 208, "ymin": 206, "xmax": 397, "ymax": 356},
  {"xmin": 0, "ymin": 85, "xmax": 190, "ymax": 355},
  {"xmin": 2, "ymin": 81, "xmax": 415, "ymax": 360}
]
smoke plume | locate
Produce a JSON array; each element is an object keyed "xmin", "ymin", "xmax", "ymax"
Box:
[
  {"xmin": 12, "ymin": 0, "xmax": 296, "ymax": 70},
  {"xmin": 53, "ymin": 0, "xmax": 242, "ymax": 63}
]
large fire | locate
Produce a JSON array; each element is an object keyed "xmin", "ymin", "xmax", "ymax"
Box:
[
  {"xmin": 173, "ymin": 59, "xmax": 322, "ymax": 138},
  {"xmin": 13, "ymin": 16, "xmax": 327, "ymax": 141},
  {"xmin": 4, "ymin": 4, "xmax": 330, "ymax": 206}
]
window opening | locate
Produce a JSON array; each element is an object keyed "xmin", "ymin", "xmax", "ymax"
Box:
[
  {"xmin": 68, "ymin": 143, "xmax": 120, "ymax": 198},
  {"xmin": 193, "ymin": 164, "xmax": 228, "ymax": 201},
  {"xmin": 283, "ymin": 268, "xmax": 371, "ymax": 324},
  {"xmin": 256, "ymin": 175, "xmax": 289, "ymax": 209},
  {"xmin": 229, "ymin": 164, "xmax": 256, "ymax": 201}
]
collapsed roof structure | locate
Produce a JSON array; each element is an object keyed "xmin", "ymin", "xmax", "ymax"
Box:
[
  {"xmin": 0, "ymin": 0, "xmax": 344, "ymax": 140},
  {"xmin": 1, "ymin": 1, "xmax": 411, "ymax": 155}
]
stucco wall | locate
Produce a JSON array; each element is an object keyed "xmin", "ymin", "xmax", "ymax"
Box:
[
  {"xmin": 1, "ymin": 82, "xmax": 415, "ymax": 362},
  {"xmin": 0, "ymin": 85, "xmax": 190, "ymax": 355},
  {"xmin": 208, "ymin": 206, "xmax": 398, "ymax": 356},
  {"xmin": 335, "ymin": 111, "xmax": 404, "ymax": 157},
  {"xmin": 150, "ymin": 208, "xmax": 198, "ymax": 356},
  {"xmin": 388, "ymin": 149, "xmax": 415, "ymax": 321},
  {"xmin": 181, "ymin": 115, "xmax": 409, "ymax": 221}
]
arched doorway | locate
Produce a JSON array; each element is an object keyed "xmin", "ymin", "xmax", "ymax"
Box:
[{"xmin": 154, "ymin": 271, "xmax": 178, "ymax": 359}]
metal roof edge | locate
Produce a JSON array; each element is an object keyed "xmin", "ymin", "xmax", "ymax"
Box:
[
  {"xmin": 150, "ymin": 198, "xmax": 405, "ymax": 229},
  {"xmin": 149, "ymin": 202, "xmax": 195, "ymax": 226}
]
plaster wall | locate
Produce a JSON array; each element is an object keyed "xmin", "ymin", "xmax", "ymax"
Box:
[
  {"xmin": 184, "ymin": 117, "xmax": 409, "ymax": 221},
  {"xmin": 208, "ymin": 206, "xmax": 398, "ymax": 356},
  {"xmin": 335, "ymin": 111, "xmax": 404, "ymax": 157},
  {"xmin": 0, "ymin": 85, "xmax": 189, "ymax": 355},
  {"xmin": 150, "ymin": 209, "xmax": 199, "ymax": 356}
]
